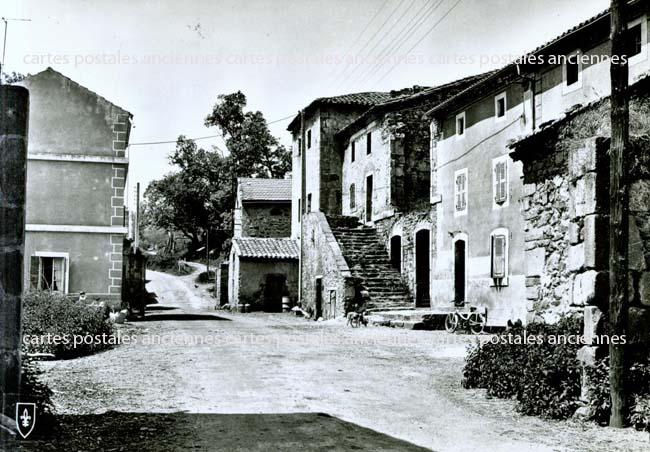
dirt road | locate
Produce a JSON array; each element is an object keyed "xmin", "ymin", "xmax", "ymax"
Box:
[{"xmin": 6, "ymin": 267, "xmax": 649, "ymax": 451}]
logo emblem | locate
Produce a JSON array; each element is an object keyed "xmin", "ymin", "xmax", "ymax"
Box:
[{"xmin": 15, "ymin": 403, "xmax": 36, "ymax": 439}]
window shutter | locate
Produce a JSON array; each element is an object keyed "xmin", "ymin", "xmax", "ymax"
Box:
[
  {"xmin": 460, "ymin": 174, "xmax": 467, "ymax": 210},
  {"xmin": 492, "ymin": 235, "xmax": 506, "ymax": 278},
  {"xmin": 495, "ymin": 162, "xmax": 507, "ymax": 203},
  {"xmin": 29, "ymin": 256, "xmax": 40, "ymax": 290}
]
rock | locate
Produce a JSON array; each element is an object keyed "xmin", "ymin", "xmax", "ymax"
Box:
[
  {"xmin": 583, "ymin": 306, "xmax": 603, "ymax": 345},
  {"xmin": 572, "ymin": 270, "xmax": 607, "ymax": 306},
  {"xmin": 577, "ymin": 345, "xmax": 597, "ymax": 367},
  {"xmin": 627, "ymin": 307, "xmax": 650, "ymax": 345},
  {"xmin": 583, "ymin": 214, "xmax": 608, "ymax": 270},
  {"xmin": 573, "ymin": 405, "xmax": 595, "ymax": 420},
  {"xmin": 628, "ymin": 218, "xmax": 646, "ymax": 271},
  {"xmin": 569, "ymin": 222, "xmax": 582, "ymax": 245},
  {"xmin": 568, "ymin": 243, "xmax": 585, "ymax": 273},
  {"xmin": 526, "ymin": 248, "xmax": 546, "ymax": 277},
  {"xmin": 640, "ymin": 272, "xmax": 650, "ymax": 307},
  {"xmin": 630, "ymin": 180, "xmax": 650, "ymax": 213}
]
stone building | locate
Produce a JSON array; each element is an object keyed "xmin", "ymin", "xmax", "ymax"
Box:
[
  {"xmin": 426, "ymin": 1, "xmax": 650, "ymax": 326},
  {"xmin": 287, "ymin": 92, "xmax": 395, "ymax": 238},
  {"xmin": 226, "ymin": 177, "xmax": 298, "ymax": 311},
  {"xmin": 292, "ymin": 81, "xmax": 484, "ymax": 320},
  {"xmin": 18, "ymin": 68, "xmax": 132, "ymax": 299},
  {"xmin": 336, "ymin": 77, "xmax": 483, "ymax": 308},
  {"xmin": 509, "ymin": 76, "xmax": 650, "ymax": 350}
]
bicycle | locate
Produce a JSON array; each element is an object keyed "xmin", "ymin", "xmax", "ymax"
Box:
[{"xmin": 444, "ymin": 305, "xmax": 487, "ymax": 334}]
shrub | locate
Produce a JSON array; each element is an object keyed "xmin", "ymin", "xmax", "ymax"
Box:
[
  {"xmin": 21, "ymin": 356, "xmax": 55, "ymax": 421},
  {"xmin": 22, "ymin": 291, "xmax": 114, "ymax": 359},
  {"xmin": 585, "ymin": 356, "xmax": 650, "ymax": 426},
  {"xmin": 463, "ymin": 314, "xmax": 583, "ymax": 419},
  {"xmin": 195, "ymin": 270, "xmax": 216, "ymax": 284},
  {"xmin": 631, "ymin": 395, "xmax": 650, "ymax": 432},
  {"xmin": 147, "ymin": 251, "xmax": 193, "ymax": 275}
]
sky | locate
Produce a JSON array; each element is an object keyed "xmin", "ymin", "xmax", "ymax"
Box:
[{"xmin": 2, "ymin": 0, "xmax": 610, "ymax": 206}]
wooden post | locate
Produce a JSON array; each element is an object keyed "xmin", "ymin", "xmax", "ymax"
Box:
[
  {"xmin": 609, "ymin": 0, "xmax": 630, "ymax": 428},
  {"xmin": 0, "ymin": 85, "xmax": 29, "ymax": 417}
]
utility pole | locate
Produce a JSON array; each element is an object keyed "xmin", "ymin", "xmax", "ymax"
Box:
[
  {"xmin": 0, "ymin": 85, "xmax": 29, "ymax": 424},
  {"xmin": 134, "ymin": 182, "xmax": 140, "ymax": 249},
  {"xmin": 298, "ymin": 110, "xmax": 306, "ymax": 304},
  {"xmin": 608, "ymin": 0, "xmax": 630, "ymax": 428}
]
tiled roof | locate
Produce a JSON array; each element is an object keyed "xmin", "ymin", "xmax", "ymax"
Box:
[
  {"xmin": 336, "ymin": 73, "xmax": 491, "ymax": 140},
  {"xmin": 238, "ymin": 178, "xmax": 292, "ymax": 202},
  {"xmin": 424, "ymin": 2, "xmax": 637, "ymax": 118},
  {"xmin": 287, "ymin": 91, "xmax": 393, "ymax": 131},
  {"xmin": 316, "ymin": 92, "xmax": 394, "ymax": 106},
  {"xmin": 233, "ymin": 238, "xmax": 299, "ymax": 260}
]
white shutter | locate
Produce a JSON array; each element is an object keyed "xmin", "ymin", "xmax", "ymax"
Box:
[{"xmin": 492, "ymin": 235, "xmax": 506, "ymax": 278}]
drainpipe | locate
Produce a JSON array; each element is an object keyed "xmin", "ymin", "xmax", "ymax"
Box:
[{"xmin": 298, "ymin": 110, "xmax": 306, "ymax": 305}]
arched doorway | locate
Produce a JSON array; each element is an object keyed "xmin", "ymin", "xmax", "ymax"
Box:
[
  {"xmin": 390, "ymin": 235, "xmax": 402, "ymax": 271},
  {"xmin": 415, "ymin": 229, "xmax": 430, "ymax": 307}
]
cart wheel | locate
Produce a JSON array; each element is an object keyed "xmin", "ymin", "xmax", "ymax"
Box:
[
  {"xmin": 469, "ymin": 312, "xmax": 486, "ymax": 334},
  {"xmin": 444, "ymin": 313, "xmax": 458, "ymax": 333}
]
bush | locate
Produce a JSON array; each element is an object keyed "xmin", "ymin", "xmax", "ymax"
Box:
[
  {"xmin": 22, "ymin": 291, "xmax": 114, "ymax": 359},
  {"xmin": 585, "ymin": 356, "xmax": 650, "ymax": 426},
  {"xmin": 146, "ymin": 251, "xmax": 193, "ymax": 275},
  {"xmin": 631, "ymin": 395, "xmax": 650, "ymax": 432},
  {"xmin": 463, "ymin": 314, "xmax": 583, "ymax": 419},
  {"xmin": 21, "ymin": 356, "xmax": 55, "ymax": 419},
  {"xmin": 195, "ymin": 270, "xmax": 216, "ymax": 284}
]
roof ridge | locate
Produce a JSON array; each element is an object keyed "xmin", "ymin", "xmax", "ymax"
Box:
[{"xmin": 27, "ymin": 67, "xmax": 132, "ymax": 116}]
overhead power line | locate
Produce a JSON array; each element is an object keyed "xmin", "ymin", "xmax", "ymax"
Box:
[
  {"xmin": 333, "ymin": 0, "xmax": 410, "ymax": 89},
  {"xmin": 128, "ymin": 114, "xmax": 295, "ymax": 147},
  {"xmin": 372, "ymin": 0, "xmax": 464, "ymax": 88},
  {"xmin": 324, "ymin": 0, "xmax": 390, "ymax": 87},
  {"xmin": 352, "ymin": 0, "xmax": 445, "ymax": 89}
]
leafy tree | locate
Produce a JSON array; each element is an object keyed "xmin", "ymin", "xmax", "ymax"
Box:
[
  {"xmin": 1, "ymin": 71, "xmax": 26, "ymax": 84},
  {"xmin": 205, "ymin": 91, "xmax": 291, "ymax": 178},
  {"xmin": 144, "ymin": 92, "xmax": 290, "ymax": 258},
  {"xmin": 143, "ymin": 137, "xmax": 232, "ymax": 255}
]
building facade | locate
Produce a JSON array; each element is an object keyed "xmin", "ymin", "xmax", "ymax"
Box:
[
  {"xmin": 227, "ymin": 178, "xmax": 299, "ymax": 310},
  {"xmin": 427, "ymin": 1, "xmax": 650, "ymax": 326},
  {"xmin": 19, "ymin": 68, "xmax": 132, "ymax": 299}
]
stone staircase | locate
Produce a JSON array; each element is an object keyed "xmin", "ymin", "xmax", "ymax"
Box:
[{"xmin": 328, "ymin": 216, "xmax": 413, "ymax": 312}]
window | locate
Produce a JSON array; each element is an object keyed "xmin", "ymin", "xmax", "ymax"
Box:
[
  {"xmin": 493, "ymin": 156, "xmax": 508, "ymax": 205},
  {"xmin": 349, "ymin": 184, "xmax": 356, "ymax": 210},
  {"xmin": 307, "ymin": 193, "xmax": 312, "ymax": 212},
  {"xmin": 627, "ymin": 17, "xmax": 648, "ymax": 65},
  {"xmin": 366, "ymin": 132, "xmax": 372, "ymax": 154},
  {"xmin": 495, "ymin": 92, "xmax": 506, "ymax": 121},
  {"xmin": 490, "ymin": 228, "xmax": 509, "ymax": 286},
  {"xmin": 456, "ymin": 112, "xmax": 466, "ymax": 138},
  {"xmin": 627, "ymin": 23, "xmax": 643, "ymax": 58},
  {"xmin": 454, "ymin": 168, "xmax": 468, "ymax": 216},
  {"xmin": 566, "ymin": 58, "xmax": 579, "ymax": 85},
  {"xmin": 351, "ymin": 141, "xmax": 356, "ymax": 162},
  {"xmin": 307, "ymin": 129, "xmax": 312, "ymax": 149},
  {"xmin": 563, "ymin": 51, "xmax": 582, "ymax": 93},
  {"xmin": 30, "ymin": 252, "xmax": 69, "ymax": 293}
]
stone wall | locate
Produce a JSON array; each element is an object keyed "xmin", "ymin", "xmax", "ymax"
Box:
[
  {"xmin": 514, "ymin": 91, "xmax": 650, "ymax": 388},
  {"xmin": 301, "ymin": 212, "xmax": 355, "ymax": 319},
  {"xmin": 241, "ymin": 203, "xmax": 291, "ymax": 238},
  {"xmin": 520, "ymin": 138, "xmax": 609, "ymax": 321}
]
